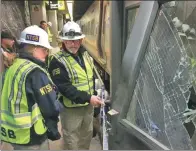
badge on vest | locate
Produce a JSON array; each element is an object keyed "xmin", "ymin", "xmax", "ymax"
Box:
[
  {"xmin": 39, "ymin": 84, "xmax": 53, "ymax": 95},
  {"xmin": 52, "ymin": 68, "xmax": 60, "ymax": 76},
  {"xmin": 26, "ymin": 34, "xmax": 39, "ymax": 42}
]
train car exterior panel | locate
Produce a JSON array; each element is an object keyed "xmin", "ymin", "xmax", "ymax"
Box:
[
  {"xmin": 79, "ymin": 1, "xmax": 101, "ymax": 68},
  {"xmin": 79, "ymin": 1, "xmax": 112, "ymax": 75}
]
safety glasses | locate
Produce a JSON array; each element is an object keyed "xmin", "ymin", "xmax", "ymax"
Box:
[{"xmin": 66, "ymin": 40, "xmax": 81, "ymax": 45}]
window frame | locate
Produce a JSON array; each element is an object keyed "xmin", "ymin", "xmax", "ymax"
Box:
[
  {"xmin": 117, "ymin": 1, "xmax": 170, "ymax": 149},
  {"xmin": 123, "ymin": 4, "xmax": 140, "ymax": 54}
]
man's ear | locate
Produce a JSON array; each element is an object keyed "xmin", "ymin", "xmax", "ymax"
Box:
[{"xmin": 80, "ymin": 39, "xmax": 83, "ymax": 43}]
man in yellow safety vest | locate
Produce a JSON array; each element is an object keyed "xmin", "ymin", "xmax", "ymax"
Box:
[
  {"xmin": 47, "ymin": 21, "xmax": 53, "ymax": 44},
  {"xmin": 47, "ymin": 21, "xmax": 104, "ymax": 150}
]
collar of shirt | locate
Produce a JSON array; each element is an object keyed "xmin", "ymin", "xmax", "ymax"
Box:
[{"xmin": 19, "ymin": 51, "xmax": 46, "ymax": 68}]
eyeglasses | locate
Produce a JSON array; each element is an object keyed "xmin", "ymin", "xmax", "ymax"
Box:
[{"xmin": 66, "ymin": 40, "xmax": 81, "ymax": 45}]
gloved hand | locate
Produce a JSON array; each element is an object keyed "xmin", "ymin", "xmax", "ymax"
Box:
[
  {"xmin": 45, "ymin": 119, "xmax": 61, "ymax": 141},
  {"xmin": 47, "ymin": 129, "xmax": 61, "ymax": 141}
]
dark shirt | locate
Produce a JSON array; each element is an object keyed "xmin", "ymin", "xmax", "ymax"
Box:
[{"xmin": 48, "ymin": 47, "xmax": 92, "ymax": 105}]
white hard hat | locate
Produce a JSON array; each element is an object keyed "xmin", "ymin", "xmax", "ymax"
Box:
[
  {"xmin": 48, "ymin": 22, "xmax": 52, "ymax": 27},
  {"xmin": 18, "ymin": 25, "xmax": 52, "ymax": 49},
  {"xmin": 59, "ymin": 21, "xmax": 85, "ymax": 40}
]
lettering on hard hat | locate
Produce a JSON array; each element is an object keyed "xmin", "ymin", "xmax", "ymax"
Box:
[{"xmin": 26, "ymin": 34, "xmax": 39, "ymax": 42}]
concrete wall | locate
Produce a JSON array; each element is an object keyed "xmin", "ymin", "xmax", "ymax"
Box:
[
  {"xmin": 1, "ymin": 1, "xmax": 27, "ymax": 38},
  {"xmin": 47, "ymin": 10, "xmax": 58, "ymax": 47},
  {"xmin": 25, "ymin": 1, "xmax": 67, "ymax": 47},
  {"xmin": 57, "ymin": 14, "xmax": 64, "ymax": 31},
  {"xmin": 29, "ymin": 1, "xmax": 47, "ymax": 26}
]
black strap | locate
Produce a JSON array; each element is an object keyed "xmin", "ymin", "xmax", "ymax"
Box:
[{"xmin": 64, "ymin": 30, "xmax": 82, "ymax": 37}]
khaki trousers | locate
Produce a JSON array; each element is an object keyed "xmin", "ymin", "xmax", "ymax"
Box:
[
  {"xmin": 60, "ymin": 104, "xmax": 94, "ymax": 150},
  {"xmin": 12, "ymin": 139, "xmax": 49, "ymax": 150}
]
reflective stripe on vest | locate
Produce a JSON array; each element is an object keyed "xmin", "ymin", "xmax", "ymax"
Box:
[
  {"xmin": 47, "ymin": 28, "xmax": 53, "ymax": 42},
  {"xmin": 1, "ymin": 58, "xmax": 47, "ymax": 144},
  {"xmin": 50, "ymin": 51, "xmax": 94, "ymax": 107}
]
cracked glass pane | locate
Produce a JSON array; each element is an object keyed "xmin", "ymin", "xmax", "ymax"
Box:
[{"xmin": 126, "ymin": 1, "xmax": 196, "ymax": 149}]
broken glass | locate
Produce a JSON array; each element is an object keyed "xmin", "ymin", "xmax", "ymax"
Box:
[{"xmin": 126, "ymin": 1, "xmax": 196, "ymax": 149}]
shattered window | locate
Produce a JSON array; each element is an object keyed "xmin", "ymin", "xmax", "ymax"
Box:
[{"xmin": 126, "ymin": 1, "xmax": 196, "ymax": 149}]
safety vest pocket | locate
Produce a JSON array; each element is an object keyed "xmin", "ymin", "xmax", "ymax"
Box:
[
  {"xmin": 32, "ymin": 103, "xmax": 47, "ymax": 135},
  {"xmin": 34, "ymin": 119, "xmax": 47, "ymax": 135},
  {"xmin": 0, "ymin": 111, "xmax": 31, "ymax": 144},
  {"xmin": 1, "ymin": 123, "xmax": 30, "ymax": 144}
]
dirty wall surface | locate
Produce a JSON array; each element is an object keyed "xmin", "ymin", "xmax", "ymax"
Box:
[{"xmin": 1, "ymin": 1, "xmax": 30, "ymax": 39}]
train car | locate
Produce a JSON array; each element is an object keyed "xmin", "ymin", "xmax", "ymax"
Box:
[
  {"xmin": 79, "ymin": 1, "xmax": 111, "ymax": 73},
  {"xmin": 78, "ymin": 0, "xmax": 196, "ymax": 150},
  {"xmin": 78, "ymin": 0, "xmax": 111, "ymax": 92}
]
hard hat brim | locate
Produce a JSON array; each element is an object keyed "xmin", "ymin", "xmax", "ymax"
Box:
[
  {"xmin": 59, "ymin": 34, "xmax": 85, "ymax": 40},
  {"xmin": 45, "ymin": 44, "xmax": 53, "ymax": 50},
  {"xmin": 18, "ymin": 40, "xmax": 53, "ymax": 50}
]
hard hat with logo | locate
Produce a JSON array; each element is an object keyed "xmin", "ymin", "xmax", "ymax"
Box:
[
  {"xmin": 48, "ymin": 22, "xmax": 52, "ymax": 27},
  {"xmin": 59, "ymin": 21, "xmax": 85, "ymax": 40},
  {"xmin": 18, "ymin": 25, "xmax": 53, "ymax": 49}
]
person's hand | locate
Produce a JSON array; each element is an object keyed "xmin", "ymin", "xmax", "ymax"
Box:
[
  {"xmin": 47, "ymin": 129, "xmax": 61, "ymax": 141},
  {"xmin": 90, "ymin": 95, "xmax": 105, "ymax": 107},
  {"xmin": 45, "ymin": 119, "xmax": 61, "ymax": 141}
]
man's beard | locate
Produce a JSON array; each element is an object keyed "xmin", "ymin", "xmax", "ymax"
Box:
[{"xmin": 67, "ymin": 47, "xmax": 78, "ymax": 54}]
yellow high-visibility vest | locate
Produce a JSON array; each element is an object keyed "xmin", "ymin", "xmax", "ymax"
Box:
[
  {"xmin": 49, "ymin": 51, "xmax": 94, "ymax": 107},
  {"xmin": 47, "ymin": 28, "xmax": 53, "ymax": 43},
  {"xmin": 1, "ymin": 58, "xmax": 47, "ymax": 144}
]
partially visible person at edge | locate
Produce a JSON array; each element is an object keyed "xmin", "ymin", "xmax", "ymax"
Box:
[
  {"xmin": 47, "ymin": 21, "xmax": 53, "ymax": 45},
  {"xmin": 45, "ymin": 21, "xmax": 53, "ymax": 67},
  {"xmin": 0, "ymin": 25, "xmax": 61, "ymax": 150},
  {"xmin": 1, "ymin": 31, "xmax": 17, "ymax": 70},
  {"xmin": 47, "ymin": 21, "xmax": 105, "ymax": 150},
  {"xmin": 1, "ymin": 31, "xmax": 15, "ymax": 53},
  {"xmin": 39, "ymin": 20, "xmax": 48, "ymax": 31}
]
